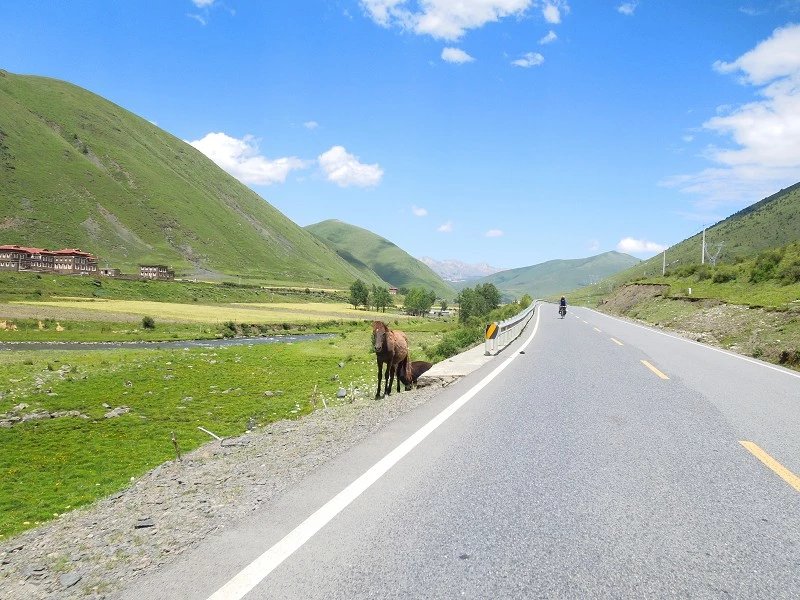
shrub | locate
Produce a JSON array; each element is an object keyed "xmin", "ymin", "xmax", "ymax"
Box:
[
  {"xmin": 695, "ymin": 264, "xmax": 711, "ymax": 281},
  {"xmin": 777, "ymin": 258, "xmax": 800, "ymax": 285},
  {"xmin": 712, "ymin": 266, "xmax": 737, "ymax": 283},
  {"xmin": 750, "ymin": 249, "xmax": 783, "ymax": 283},
  {"xmin": 141, "ymin": 316, "xmax": 155, "ymax": 330}
]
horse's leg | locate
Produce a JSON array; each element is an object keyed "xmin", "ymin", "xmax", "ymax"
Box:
[
  {"xmin": 395, "ymin": 359, "xmax": 403, "ymax": 393},
  {"xmin": 375, "ymin": 360, "xmax": 383, "ymax": 399},
  {"xmin": 386, "ymin": 359, "xmax": 395, "ymax": 396}
]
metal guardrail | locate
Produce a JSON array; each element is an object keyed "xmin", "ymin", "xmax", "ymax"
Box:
[{"xmin": 484, "ymin": 301, "xmax": 538, "ymax": 355}]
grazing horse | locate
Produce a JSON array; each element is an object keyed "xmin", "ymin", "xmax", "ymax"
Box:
[
  {"xmin": 397, "ymin": 360, "xmax": 433, "ymax": 390},
  {"xmin": 372, "ymin": 320, "xmax": 410, "ymax": 398}
]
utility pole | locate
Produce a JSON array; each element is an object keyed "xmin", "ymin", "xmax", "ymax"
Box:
[
  {"xmin": 662, "ymin": 250, "xmax": 666, "ymax": 276},
  {"xmin": 701, "ymin": 227, "xmax": 706, "ymax": 265}
]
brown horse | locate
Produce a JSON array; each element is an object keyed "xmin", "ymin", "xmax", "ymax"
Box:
[{"xmin": 372, "ymin": 320, "xmax": 410, "ymax": 398}]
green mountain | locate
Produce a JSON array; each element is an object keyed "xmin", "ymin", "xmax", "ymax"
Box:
[
  {"xmin": 607, "ymin": 181, "xmax": 800, "ymax": 284},
  {"xmin": 305, "ymin": 219, "xmax": 455, "ymax": 299},
  {"xmin": 463, "ymin": 251, "xmax": 641, "ymax": 299},
  {"xmin": 0, "ymin": 70, "xmax": 383, "ymax": 287}
]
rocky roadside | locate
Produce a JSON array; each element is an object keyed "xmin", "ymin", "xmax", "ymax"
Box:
[{"xmin": 0, "ymin": 382, "xmax": 447, "ymax": 599}]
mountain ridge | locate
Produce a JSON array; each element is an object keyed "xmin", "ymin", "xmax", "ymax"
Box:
[
  {"xmin": 0, "ymin": 71, "xmax": 383, "ymax": 288},
  {"xmin": 461, "ymin": 251, "xmax": 641, "ymax": 298},
  {"xmin": 305, "ymin": 219, "xmax": 455, "ymax": 299}
]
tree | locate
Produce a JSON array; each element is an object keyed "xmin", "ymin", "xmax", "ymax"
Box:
[
  {"xmin": 440, "ymin": 299, "xmax": 448, "ymax": 311},
  {"xmin": 349, "ymin": 279, "xmax": 368, "ymax": 309},
  {"xmin": 372, "ymin": 286, "xmax": 393, "ymax": 312},
  {"xmin": 456, "ymin": 283, "xmax": 501, "ymax": 323},
  {"xmin": 404, "ymin": 287, "xmax": 435, "ymax": 316}
]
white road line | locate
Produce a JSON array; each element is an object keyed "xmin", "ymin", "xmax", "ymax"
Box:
[
  {"xmin": 207, "ymin": 306, "xmax": 544, "ymax": 600},
  {"xmin": 581, "ymin": 307, "xmax": 800, "ymax": 381}
]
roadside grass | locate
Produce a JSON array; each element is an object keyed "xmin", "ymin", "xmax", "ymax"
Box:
[
  {"xmin": 623, "ymin": 296, "xmax": 701, "ymax": 326},
  {"xmin": 0, "ymin": 320, "xmax": 452, "ymax": 540},
  {"xmin": 656, "ymin": 277, "xmax": 800, "ymax": 308},
  {"xmin": 571, "ymin": 276, "xmax": 800, "ymax": 310}
]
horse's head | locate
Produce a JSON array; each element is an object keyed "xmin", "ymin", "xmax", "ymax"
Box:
[{"xmin": 372, "ymin": 320, "xmax": 388, "ymax": 353}]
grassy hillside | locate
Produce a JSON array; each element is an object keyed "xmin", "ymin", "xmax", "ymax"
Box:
[
  {"xmin": 463, "ymin": 251, "xmax": 640, "ymax": 299},
  {"xmin": 609, "ymin": 182, "xmax": 800, "ymax": 287},
  {"xmin": 305, "ymin": 219, "xmax": 455, "ymax": 299},
  {"xmin": 0, "ymin": 70, "xmax": 382, "ymax": 287}
]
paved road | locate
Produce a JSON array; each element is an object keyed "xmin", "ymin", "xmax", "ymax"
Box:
[{"xmin": 120, "ymin": 304, "xmax": 800, "ymax": 599}]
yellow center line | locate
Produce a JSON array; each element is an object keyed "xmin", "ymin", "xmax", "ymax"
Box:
[
  {"xmin": 640, "ymin": 360, "xmax": 669, "ymax": 380},
  {"xmin": 610, "ymin": 338, "xmax": 624, "ymax": 346},
  {"xmin": 740, "ymin": 441, "xmax": 800, "ymax": 492}
]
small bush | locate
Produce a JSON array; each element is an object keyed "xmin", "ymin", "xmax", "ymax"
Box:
[
  {"xmin": 750, "ymin": 249, "xmax": 783, "ymax": 283},
  {"xmin": 141, "ymin": 316, "xmax": 156, "ymax": 330},
  {"xmin": 777, "ymin": 258, "xmax": 800, "ymax": 285},
  {"xmin": 695, "ymin": 265, "xmax": 711, "ymax": 281},
  {"xmin": 712, "ymin": 266, "xmax": 737, "ymax": 283}
]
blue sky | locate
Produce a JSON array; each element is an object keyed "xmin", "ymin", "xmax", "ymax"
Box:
[{"xmin": 2, "ymin": 1, "xmax": 800, "ymax": 269}]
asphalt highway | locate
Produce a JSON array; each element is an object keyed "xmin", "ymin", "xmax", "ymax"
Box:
[{"xmin": 120, "ymin": 304, "xmax": 800, "ymax": 599}]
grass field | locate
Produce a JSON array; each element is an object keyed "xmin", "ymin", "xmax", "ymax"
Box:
[
  {"xmin": 0, "ymin": 299, "xmax": 418, "ymax": 342},
  {"xmin": 0, "ymin": 319, "xmax": 451, "ymax": 540},
  {"xmin": 10, "ymin": 299, "xmax": 412, "ymax": 324}
]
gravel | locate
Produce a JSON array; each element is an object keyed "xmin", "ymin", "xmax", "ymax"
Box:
[{"xmin": 0, "ymin": 382, "xmax": 447, "ymax": 599}]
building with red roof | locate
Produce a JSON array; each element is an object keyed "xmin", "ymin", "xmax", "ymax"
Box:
[{"xmin": 0, "ymin": 245, "xmax": 98, "ymax": 274}]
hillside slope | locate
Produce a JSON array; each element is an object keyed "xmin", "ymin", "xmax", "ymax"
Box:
[
  {"xmin": 625, "ymin": 182, "xmax": 800, "ymax": 280},
  {"xmin": 465, "ymin": 251, "xmax": 641, "ymax": 298},
  {"xmin": 305, "ymin": 220, "xmax": 454, "ymax": 299},
  {"xmin": 0, "ymin": 70, "xmax": 381, "ymax": 287}
]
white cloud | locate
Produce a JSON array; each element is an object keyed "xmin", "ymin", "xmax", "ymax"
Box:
[
  {"xmin": 682, "ymin": 134, "xmax": 694, "ymax": 142},
  {"xmin": 441, "ymin": 47, "xmax": 475, "ymax": 63},
  {"xmin": 665, "ymin": 24, "xmax": 800, "ymax": 208},
  {"xmin": 512, "ymin": 52, "xmax": 545, "ymax": 68},
  {"xmin": 542, "ymin": 2, "xmax": 562, "ymax": 23},
  {"xmin": 192, "ymin": 0, "xmax": 215, "ymax": 7},
  {"xmin": 318, "ymin": 146, "xmax": 384, "ymax": 188},
  {"xmin": 187, "ymin": 13, "xmax": 207, "ymax": 25},
  {"xmin": 617, "ymin": 237, "xmax": 666, "ymax": 255},
  {"xmin": 539, "ymin": 30, "xmax": 557, "ymax": 44},
  {"xmin": 485, "ymin": 229, "xmax": 504, "ymax": 237},
  {"xmin": 303, "ymin": 121, "xmax": 319, "ymax": 130},
  {"xmin": 617, "ymin": 1, "xmax": 638, "ymax": 16},
  {"xmin": 587, "ymin": 239, "xmax": 600, "ymax": 252},
  {"xmin": 412, "ymin": 205, "xmax": 428, "ymax": 216},
  {"xmin": 188, "ymin": 132, "xmax": 308, "ymax": 185},
  {"xmin": 361, "ymin": 0, "xmax": 534, "ymax": 40},
  {"xmin": 437, "ymin": 221, "xmax": 454, "ymax": 232}
]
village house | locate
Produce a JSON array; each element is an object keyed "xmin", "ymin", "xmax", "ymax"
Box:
[
  {"xmin": 139, "ymin": 264, "xmax": 175, "ymax": 280},
  {"xmin": 0, "ymin": 245, "xmax": 98, "ymax": 274}
]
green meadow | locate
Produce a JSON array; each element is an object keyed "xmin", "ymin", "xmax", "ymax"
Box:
[{"xmin": 0, "ymin": 319, "xmax": 451, "ymax": 540}]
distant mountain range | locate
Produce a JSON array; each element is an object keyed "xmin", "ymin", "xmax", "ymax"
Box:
[
  {"xmin": 419, "ymin": 257, "xmax": 502, "ymax": 283},
  {"xmin": 462, "ymin": 251, "xmax": 641, "ymax": 299}
]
